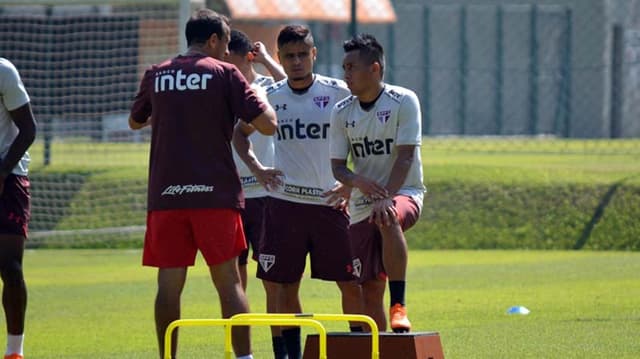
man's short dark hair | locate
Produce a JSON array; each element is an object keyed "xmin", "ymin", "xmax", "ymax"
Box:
[
  {"xmin": 185, "ymin": 9, "xmax": 229, "ymax": 46},
  {"xmin": 229, "ymin": 29, "xmax": 253, "ymax": 56},
  {"xmin": 277, "ymin": 24, "xmax": 314, "ymax": 49},
  {"xmin": 343, "ymin": 33, "xmax": 385, "ymax": 77}
]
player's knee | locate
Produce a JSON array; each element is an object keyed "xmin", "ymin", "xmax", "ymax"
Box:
[
  {"xmin": 0, "ymin": 260, "xmax": 24, "ymax": 286},
  {"xmin": 337, "ymin": 281, "xmax": 361, "ymax": 298}
]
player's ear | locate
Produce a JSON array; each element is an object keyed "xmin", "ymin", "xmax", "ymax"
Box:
[
  {"xmin": 206, "ymin": 33, "xmax": 218, "ymax": 48},
  {"xmin": 247, "ymin": 51, "xmax": 255, "ymax": 61},
  {"xmin": 312, "ymin": 46, "xmax": 318, "ymax": 61},
  {"xmin": 371, "ymin": 61, "xmax": 381, "ymax": 75}
]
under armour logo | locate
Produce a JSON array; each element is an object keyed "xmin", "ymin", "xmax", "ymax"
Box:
[
  {"xmin": 274, "ymin": 104, "xmax": 287, "ymax": 111},
  {"xmin": 259, "ymin": 254, "xmax": 275, "ymax": 272},
  {"xmin": 352, "ymin": 258, "xmax": 362, "ymax": 278},
  {"xmin": 345, "ymin": 120, "xmax": 356, "ymax": 128}
]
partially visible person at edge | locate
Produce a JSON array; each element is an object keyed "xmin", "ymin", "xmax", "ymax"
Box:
[
  {"xmin": 329, "ymin": 33, "xmax": 425, "ymax": 333},
  {"xmin": 225, "ymin": 29, "xmax": 285, "ymax": 289},
  {"xmin": 0, "ymin": 57, "xmax": 37, "ymax": 359},
  {"xmin": 224, "ymin": 28, "xmax": 287, "ymax": 359},
  {"xmin": 233, "ymin": 24, "xmax": 361, "ymax": 359},
  {"xmin": 128, "ymin": 9, "xmax": 277, "ymax": 359}
]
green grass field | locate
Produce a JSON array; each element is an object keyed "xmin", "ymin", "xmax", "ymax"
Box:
[
  {"xmin": 11, "ymin": 249, "xmax": 640, "ymax": 358},
  {"xmin": 26, "ymin": 138, "xmax": 640, "ymax": 250},
  {"xmin": 11, "ymin": 138, "xmax": 640, "ymax": 357}
]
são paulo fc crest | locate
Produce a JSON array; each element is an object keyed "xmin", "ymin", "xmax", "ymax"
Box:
[
  {"xmin": 259, "ymin": 254, "xmax": 275, "ymax": 272},
  {"xmin": 377, "ymin": 110, "xmax": 391, "ymax": 124},
  {"xmin": 313, "ymin": 96, "xmax": 330, "ymax": 109},
  {"xmin": 352, "ymin": 258, "xmax": 362, "ymax": 278}
]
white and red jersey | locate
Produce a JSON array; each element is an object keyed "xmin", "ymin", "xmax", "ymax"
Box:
[
  {"xmin": 266, "ymin": 75, "xmax": 351, "ymax": 205},
  {"xmin": 330, "ymin": 84, "xmax": 425, "ymax": 224},
  {"xmin": 232, "ymin": 74, "xmax": 275, "ymax": 199},
  {"xmin": 0, "ymin": 58, "xmax": 31, "ymax": 176}
]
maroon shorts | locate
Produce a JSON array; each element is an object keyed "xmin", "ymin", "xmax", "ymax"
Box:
[
  {"xmin": 238, "ymin": 197, "xmax": 267, "ymax": 265},
  {"xmin": 257, "ymin": 197, "xmax": 356, "ymax": 283},
  {"xmin": 143, "ymin": 208, "xmax": 247, "ymax": 268},
  {"xmin": 349, "ymin": 195, "xmax": 420, "ymax": 283},
  {"xmin": 0, "ymin": 174, "xmax": 30, "ymax": 236}
]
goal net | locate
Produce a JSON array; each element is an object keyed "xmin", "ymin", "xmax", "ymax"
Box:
[{"xmin": 0, "ymin": 0, "xmax": 188, "ymax": 247}]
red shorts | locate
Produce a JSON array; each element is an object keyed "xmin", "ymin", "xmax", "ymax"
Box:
[
  {"xmin": 238, "ymin": 197, "xmax": 267, "ymax": 265},
  {"xmin": 143, "ymin": 208, "xmax": 247, "ymax": 268},
  {"xmin": 349, "ymin": 195, "xmax": 420, "ymax": 283},
  {"xmin": 0, "ymin": 174, "xmax": 31, "ymax": 237},
  {"xmin": 257, "ymin": 197, "xmax": 356, "ymax": 283}
]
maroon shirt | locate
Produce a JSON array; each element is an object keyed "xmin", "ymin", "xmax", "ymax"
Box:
[{"xmin": 130, "ymin": 54, "xmax": 268, "ymax": 211}]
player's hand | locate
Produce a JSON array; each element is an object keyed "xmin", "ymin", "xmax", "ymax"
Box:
[
  {"xmin": 322, "ymin": 183, "xmax": 352, "ymax": 210},
  {"xmin": 352, "ymin": 176, "xmax": 388, "ymax": 200},
  {"xmin": 253, "ymin": 167, "xmax": 284, "ymax": 192},
  {"xmin": 251, "ymin": 42, "xmax": 270, "ymax": 64},
  {"xmin": 369, "ymin": 197, "xmax": 398, "ymax": 227}
]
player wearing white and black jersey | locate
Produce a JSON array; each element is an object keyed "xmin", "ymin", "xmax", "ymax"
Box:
[
  {"xmin": 330, "ymin": 34, "xmax": 425, "ymax": 333},
  {"xmin": 265, "ymin": 73, "xmax": 351, "ymax": 205},
  {"xmin": 331, "ymin": 85, "xmax": 424, "ymax": 223},
  {"xmin": 226, "ymin": 28, "xmax": 289, "ymax": 359},
  {"xmin": 233, "ymin": 25, "xmax": 360, "ymax": 359}
]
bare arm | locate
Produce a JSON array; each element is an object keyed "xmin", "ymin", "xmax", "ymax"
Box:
[
  {"xmin": 0, "ymin": 103, "xmax": 36, "ymax": 194},
  {"xmin": 331, "ymin": 158, "xmax": 389, "ymax": 199},
  {"xmin": 369, "ymin": 145, "xmax": 417, "ymax": 226},
  {"xmin": 247, "ymin": 105, "xmax": 277, "ymax": 136},
  {"xmin": 232, "ymin": 121, "xmax": 283, "ymax": 191},
  {"xmin": 232, "ymin": 121, "xmax": 260, "ymax": 173},
  {"xmin": 383, "ymin": 145, "xmax": 417, "ymax": 196},
  {"xmin": 252, "ymin": 42, "xmax": 286, "ymax": 82},
  {"xmin": 128, "ymin": 116, "xmax": 150, "ymax": 130}
]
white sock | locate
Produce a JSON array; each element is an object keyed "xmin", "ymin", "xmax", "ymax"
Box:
[
  {"xmin": 6, "ymin": 334, "xmax": 24, "ymax": 355},
  {"xmin": 236, "ymin": 355, "xmax": 253, "ymax": 359}
]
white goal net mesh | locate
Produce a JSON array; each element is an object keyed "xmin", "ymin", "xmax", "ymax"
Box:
[{"xmin": 1, "ymin": 1, "xmax": 183, "ymax": 247}]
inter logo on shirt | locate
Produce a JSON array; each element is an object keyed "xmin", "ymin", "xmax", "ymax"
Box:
[
  {"xmin": 277, "ymin": 118, "xmax": 329, "ymax": 140},
  {"xmin": 351, "ymin": 136, "xmax": 394, "ymax": 158},
  {"xmin": 313, "ymin": 96, "xmax": 330, "ymax": 109},
  {"xmin": 154, "ymin": 69, "xmax": 213, "ymax": 93}
]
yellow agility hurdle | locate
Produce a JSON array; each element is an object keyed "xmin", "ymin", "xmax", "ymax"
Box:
[
  {"xmin": 231, "ymin": 313, "xmax": 380, "ymax": 359},
  {"xmin": 164, "ymin": 317, "xmax": 327, "ymax": 359}
]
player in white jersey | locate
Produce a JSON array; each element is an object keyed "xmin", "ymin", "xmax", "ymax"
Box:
[
  {"xmin": 0, "ymin": 58, "xmax": 37, "ymax": 359},
  {"xmin": 225, "ymin": 28, "xmax": 288, "ymax": 359},
  {"xmin": 233, "ymin": 25, "xmax": 360, "ymax": 359},
  {"xmin": 330, "ymin": 34, "xmax": 425, "ymax": 333},
  {"xmin": 226, "ymin": 29, "xmax": 285, "ymax": 286}
]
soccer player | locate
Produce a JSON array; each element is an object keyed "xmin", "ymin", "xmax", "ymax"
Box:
[
  {"xmin": 225, "ymin": 29, "xmax": 288, "ymax": 359},
  {"xmin": 225, "ymin": 28, "xmax": 285, "ymax": 289},
  {"xmin": 129, "ymin": 9, "xmax": 277, "ymax": 359},
  {"xmin": 330, "ymin": 34, "xmax": 425, "ymax": 333},
  {"xmin": 233, "ymin": 25, "xmax": 360, "ymax": 359},
  {"xmin": 0, "ymin": 58, "xmax": 37, "ymax": 359}
]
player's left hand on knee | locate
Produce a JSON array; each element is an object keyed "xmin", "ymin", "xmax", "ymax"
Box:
[{"xmin": 370, "ymin": 198, "xmax": 398, "ymax": 226}]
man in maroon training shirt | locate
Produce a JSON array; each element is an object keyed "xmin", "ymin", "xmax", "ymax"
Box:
[{"xmin": 129, "ymin": 9, "xmax": 276, "ymax": 359}]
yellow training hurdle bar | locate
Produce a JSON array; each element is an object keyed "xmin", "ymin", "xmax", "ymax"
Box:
[
  {"xmin": 231, "ymin": 313, "xmax": 380, "ymax": 359},
  {"xmin": 164, "ymin": 317, "xmax": 327, "ymax": 359}
]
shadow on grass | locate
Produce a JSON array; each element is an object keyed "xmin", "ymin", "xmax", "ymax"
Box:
[{"xmin": 574, "ymin": 174, "xmax": 639, "ymax": 249}]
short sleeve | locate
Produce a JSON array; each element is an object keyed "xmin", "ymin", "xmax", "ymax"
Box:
[
  {"xmin": 0, "ymin": 60, "xmax": 30, "ymax": 111},
  {"xmin": 130, "ymin": 69, "xmax": 153, "ymax": 123},
  {"xmin": 228, "ymin": 66, "xmax": 268, "ymax": 123},
  {"xmin": 396, "ymin": 90, "xmax": 422, "ymax": 146},
  {"xmin": 329, "ymin": 105, "xmax": 350, "ymax": 160}
]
